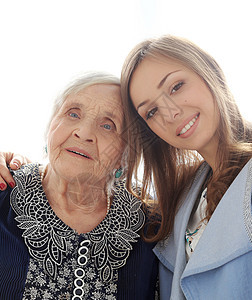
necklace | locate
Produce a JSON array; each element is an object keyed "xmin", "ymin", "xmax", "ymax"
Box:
[
  {"xmin": 106, "ymin": 191, "xmax": 111, "ymax": 214},
  {"xmin": 40, "ymin": 165, "xmax": 111, "ymax": 214},
  {"xmin": 40, "ymin": 165, "xmax": 46, "ymax": 182}
]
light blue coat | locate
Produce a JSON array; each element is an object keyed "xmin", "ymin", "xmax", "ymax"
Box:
[{"xmin": 154, "ymin": 159, "xmax": 252, "ymax": 300}]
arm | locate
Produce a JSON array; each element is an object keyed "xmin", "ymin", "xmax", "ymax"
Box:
[{"xmin": 0, "ymin": 152, "xmax": 31, "ymax": 190}]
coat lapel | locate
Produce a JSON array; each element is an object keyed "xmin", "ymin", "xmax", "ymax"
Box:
[
  {"xmin": 182, "ymin": 158, "xmax": 252, "ymax": 278},
  {"xmin": 154, "ymin": 163, "xmax": 210, "ymax": 299},
  {"xmin": 154, "ymin": 159, "xmax": 252, "ymax": 299}
]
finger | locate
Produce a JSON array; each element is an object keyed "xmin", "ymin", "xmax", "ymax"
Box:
[
  {"xmin": 9, "ymin": 154, "xmax": 27, "ymax": 170},
  {"xmin": 9, "ymin": 159, "xmax": 21, "ymax": 170},
  {"xmin": 0, "ymin": 152, "xmax": 16, "ymax": 188},
  {"xmin": 0, "ymin": 166, "xmax": 15, "ymax": 189},
  {"xmin": 0, "ymin": 175, "xmax": 8, "ymax": 191}
]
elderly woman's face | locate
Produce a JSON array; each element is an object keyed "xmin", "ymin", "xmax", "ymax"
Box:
[{"xmin": 47, "ymin": 84, "xmax": 124, "ymax": 183}]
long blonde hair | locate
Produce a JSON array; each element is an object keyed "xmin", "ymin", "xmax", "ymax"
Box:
[{"xmin": 121, "ymin": 35, "xmax": 252, "ymax": 242}]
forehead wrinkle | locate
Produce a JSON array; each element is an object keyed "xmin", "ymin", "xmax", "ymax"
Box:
[
  {"xmin": 64, "ymin": 101, "xmax": 84, "ymax": 109},
  {"xmin": 65, "ymin": 87, "xmax": 123, "ymax": 112}
]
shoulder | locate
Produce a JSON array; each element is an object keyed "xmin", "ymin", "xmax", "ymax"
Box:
[
  {"xmin": 114, "ymin": 180, "xmax": 160, "ymax": 219},
  {"xmin": 11, "ymin": 163, "xmax": 41, "ymax": 192},
  {"xmin": 115, "ymin": 180, "xmax": 161, "ymax": 241},
  {"xmin": 241, "ymin": 159, "xmax": 252, "ymax": 243},
  {"xmin": 12, "ymin": 163, "xmax": 40, "ymax": 179},
  {"xmin": 0, "ymin": 163, "xmax": 40, "ymax": 209},
  {"xmin": 113, "ymin": 180, "xmax": 143, "ymax": 209}
]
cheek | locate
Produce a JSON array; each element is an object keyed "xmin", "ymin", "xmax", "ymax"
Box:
[
  {"xmin": 98, "ymin": 136, "xmax": 123, "ymax": 167},
  {"xmin": 47, "ymin": 120, "xmax": 67, "ymax": 151},
  {"xmin": 150, "ymin": 122, "xmax": 174, "ymax": 144}
]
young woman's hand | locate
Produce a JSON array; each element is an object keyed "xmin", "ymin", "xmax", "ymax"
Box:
[{"xmin": 0, "ymin": 152, "xmax": 31, "ymax": 190}]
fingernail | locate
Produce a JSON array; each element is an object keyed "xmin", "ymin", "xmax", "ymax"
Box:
[
  {"xmin": 9, "ymin": 182, "xmax": 15, "ymax": 188},
  {"xmin": 0, "ymin": 183, "xmax": 6, "ymax": 190},
  {"xmin": 13, "ymin": 161, "xmax": 19, "ymax": 168}
]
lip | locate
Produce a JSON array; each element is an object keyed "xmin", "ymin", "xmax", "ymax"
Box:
[
  {"xmin": 65, "ymin": 147, "xmax": 93, "ymax": 160},
  {"xmin": 176, "ymin": 113, "xmax": 200, "ymax": 137}
]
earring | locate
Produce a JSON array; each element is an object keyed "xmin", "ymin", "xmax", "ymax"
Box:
[
  {"xmin": 45, "ymin": 145, "xmax": 48, "ymax": 154},
  {"xmin": 115, "ymin": 167, "xmax": 122, "ymax": 179}
]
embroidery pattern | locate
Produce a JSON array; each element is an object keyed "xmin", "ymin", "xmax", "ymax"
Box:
[
  {"xmin": 22, "ymin": 235, "xmax": 118, "ymax": 300},
  {"xmin": 10, "ymin": 164, "xmax": 145, "ymax": 298},
  {"xmin": 87, "ymin": 180, "xmax": 145, "ymax": 282},
  {"xmin": 10, "ymin": 165, "xmax": 73, "ymax": 279}
]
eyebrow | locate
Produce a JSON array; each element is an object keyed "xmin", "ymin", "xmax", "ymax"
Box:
[
  {"xmin": 65, "ymin": 102, "xmax": 83, "ymax": 109},
  {"xmin": 66, "ymin": 101, "xmax": 123, "ymax": 123},
  {"xmin": 157, "ymin": 70, "xmax": 181, "ymax": 88},
  {"xmin": 136, "ymin": 70, "xmax": 181, "ymax": 111},
  {"xmin": 105, "ymin": 110, "xmax": 123, "ymax": 124}
]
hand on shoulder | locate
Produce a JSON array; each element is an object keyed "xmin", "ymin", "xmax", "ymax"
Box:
[{"xmin": 0, "ymin": 152, "xmax": 31, "ymax": 190}]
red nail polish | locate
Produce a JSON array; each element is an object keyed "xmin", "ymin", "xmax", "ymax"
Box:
[
  {"xmin": 0, "ymin": 183, "xmax": 6, "ymax": 190},
  {"xmin": 9, "ymin": 182, "xmax": 15, "ymax": 188}
]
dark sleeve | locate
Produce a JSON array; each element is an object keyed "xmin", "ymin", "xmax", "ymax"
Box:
[
  {"xmin": 117, "ymin": 237, "xmax": 159, "ymax": 300},
  {"xmin": 0, "ymin": 187, "xmax": 29, "ymax": 300}
]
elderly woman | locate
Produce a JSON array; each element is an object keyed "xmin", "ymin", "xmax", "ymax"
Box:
[{"xmin": 0, "ymin": 72, "xmax": 158, "ymax": 299}]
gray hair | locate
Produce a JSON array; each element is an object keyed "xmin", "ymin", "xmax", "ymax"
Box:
[{"xmin": 46, "ymin": 71, "xmax": 120, "ymax": 138}]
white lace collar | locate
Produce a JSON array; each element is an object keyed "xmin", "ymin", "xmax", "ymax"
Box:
[{"xmin": 10, "ymin": 164, "xmax": 145, "ymax": 281}]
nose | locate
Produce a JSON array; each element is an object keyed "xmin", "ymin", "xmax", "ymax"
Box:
[
  {"xmin": 159, "ymin": 92, "xmax": 183, "ymax": 123},
  {"xmin": 73, "ymin": 120, "xmax": 97, "ymax": 143}
]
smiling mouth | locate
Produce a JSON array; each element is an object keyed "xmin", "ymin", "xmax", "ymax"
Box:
[
  {"xmin": 67, "ymin": 150, "xmax": 91, "ymax": 159},
  {"xmin": 178, "ymin": 113, "xmax": 199, "ymax": 136}
]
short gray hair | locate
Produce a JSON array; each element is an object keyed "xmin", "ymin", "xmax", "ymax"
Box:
[{"xmin": 46, "ymin": 71, "xmax": 120, "ymax": 138}]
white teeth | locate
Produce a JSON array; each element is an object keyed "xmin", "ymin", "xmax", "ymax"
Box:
[
  {"xmin": 69, "ymin": 150, "xmax": 89, "ymax": 158},
  {"xmin": 179, "ymin": 115, "xmax": 198, "ymax": 135}
]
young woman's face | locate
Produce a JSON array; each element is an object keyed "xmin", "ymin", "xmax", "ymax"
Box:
[
  {"xmin": 129, "ymin": 56, "xmax": 220, "ymax": 158},
  {"xmin": 47, "ymin": 84, "xmax": 124, "ymax": 183}
]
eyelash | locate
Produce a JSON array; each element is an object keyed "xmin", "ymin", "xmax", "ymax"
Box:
[
  {"xmin": 69, "ymin": 112, "xmax": 80, "ymax": 119},
  {"xmin": 146, "ymin": 107, "xmax": 158, "ymax": 120},
  {"xmin": 145, "ymin": 81, "xmax": 184, "ymax": 121},
  {"xmin": 67, "ymin": 109, "xmax": 116, "ymax": 131},
  {"xmin": 171, "ymin": 81, "xmax": 184, "ymax": 94},
  {"xmin": 101, "ymin": 121, "xmax": 116, "ymax": 131}
]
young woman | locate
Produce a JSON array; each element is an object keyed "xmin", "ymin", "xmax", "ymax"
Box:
[{"xmin": 120, "ymin": 35, "xmax": 252, "ymax": 299}]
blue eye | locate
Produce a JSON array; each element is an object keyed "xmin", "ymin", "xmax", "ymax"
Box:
[
  {"xmin": 69, "ymin": 112, "xmax": 79, "ymax": 118},
  {"xmin": 103, "ymin": 124, "xmax": 111, "ymax": 130}
]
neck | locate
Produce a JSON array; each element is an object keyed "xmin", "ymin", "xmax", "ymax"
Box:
[
  {"xmin": 41, "ymin": 164, "xmax": 110, "ymax": 233},
  {"xmin": 199, "ymin": 153, "xmax": 218, "ymax": 173},
  {"xmin": 198, "ymin": 141, "xmax": 219, "ymax": 173}
]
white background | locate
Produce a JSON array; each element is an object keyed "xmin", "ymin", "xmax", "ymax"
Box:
[{"xmin": 1, "ymin": 0, "xmax": 251, "ymax": 162}]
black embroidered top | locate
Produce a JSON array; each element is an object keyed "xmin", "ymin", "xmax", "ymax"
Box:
[{"xmin": 0, "ymin": 164, "xmax": 159, "ymax": 300}]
